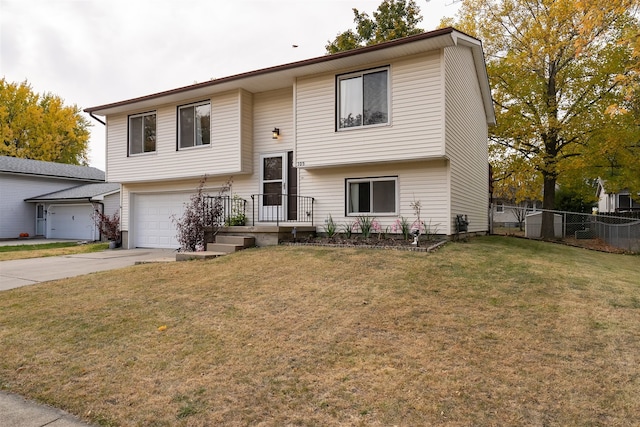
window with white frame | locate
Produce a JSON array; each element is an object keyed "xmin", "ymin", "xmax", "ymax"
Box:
[
  {"xmin": 337, "ymin": 67, "xmax": 389, "ymax": 129},
  {"xmin": 178, "ymin": 101, "xmax": 211, "ymax": 149},
  {"xmin": 496, "ymin": 202, "xmax": 504, "ymax": 213},
  {"xmin": 128, "ymin": 112, "xmax": 156, "ymax": 155},
  {"xmin": 346, "ymin": 177, "xmax": 397, "ymax": 215}
]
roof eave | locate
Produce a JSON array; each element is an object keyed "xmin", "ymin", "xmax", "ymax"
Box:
[
  {"xmin": 85, "ymin": 27, "xmax": 464, "ymax": 116},
  {"xmin": 84, "ymin": 27, "xmax": 496, "ymax": 127},
  {"xmin": 1, "ymin": 170, "xmax": 104, "ymax": 182},
  {"xmin": 24, "ymin": 197, "xmax": 93, "ymax": 203},
  {"xmin": 450, "ymin": 32, "xmax": 496, "ymax": 126}
]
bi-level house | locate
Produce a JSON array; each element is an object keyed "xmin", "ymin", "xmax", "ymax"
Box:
[{"xmin": 85, "ymin": 27, "xmax": 495, "ymax": 249}]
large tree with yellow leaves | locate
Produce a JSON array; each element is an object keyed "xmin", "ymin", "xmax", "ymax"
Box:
[
  {"xmin": 449, "ymin": 0, "xmax": 640, "ymax": 237},
  {"xmin": 0, "ymin": 78, "xmax": 91, "ymax": 165}
]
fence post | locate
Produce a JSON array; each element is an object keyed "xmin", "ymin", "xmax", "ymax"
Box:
[{"xmin": 251, "ymin": 195, "xmax": 255, "ymax": 226}]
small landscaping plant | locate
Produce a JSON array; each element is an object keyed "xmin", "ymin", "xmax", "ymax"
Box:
[
  {"xmin": 93, "ymin": 209, "xmax": 121, "ymax": 243},
  {"xmin": 393, "ymin": 217, "xmax": 411, "ymax": 240},
  {"xmin": 323, "ymin": 214, "xmax": 338, "ymax": 238},
  {"xmin": 226, "ymin": 194, "xmax": 246, "ymax": 226},
  {"xmin": 172, "ymin": 176, "xmax": 232, "ymax": 252},
  {"xmin": 342, "ymin": 220, "xmax": 358, "ymax": 239}
]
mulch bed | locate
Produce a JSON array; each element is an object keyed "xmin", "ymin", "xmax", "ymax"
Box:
[{"xmin": 286, "ymin": 236, "xmax": 448, "ymax": 252}]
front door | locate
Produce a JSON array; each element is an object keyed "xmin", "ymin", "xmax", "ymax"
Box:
[
  {"xmin": 260, "ymin": 153, "xmax": 287, "ymax": 222},
  {"xmin": 36, "ymin": 204, "xmax": 46, "ymax": 236}
]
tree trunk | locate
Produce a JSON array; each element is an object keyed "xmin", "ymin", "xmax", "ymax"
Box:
[{"xmin": 541, "ymin": 174, "xmax": 557, "ymax": 239}]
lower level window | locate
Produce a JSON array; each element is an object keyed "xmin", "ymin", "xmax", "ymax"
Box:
[{"xmin": 347, "ymin": 177, "xmax": 397, "ymax": 215}]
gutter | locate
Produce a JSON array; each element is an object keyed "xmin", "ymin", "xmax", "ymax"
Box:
[{"xmin": 89, "ymin": 112, "xmax": 105, "ymax": 126}]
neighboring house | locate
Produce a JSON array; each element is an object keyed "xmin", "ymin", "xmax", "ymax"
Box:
[
  {"xmin": 85, "ymin": 27, "xmax": 496, "ymax": 249},
  {"xmin": 596, "ymin": 179, "xmax": 640, "ymax": 213},
  {"xmin": 492, "ymin": 198, "xmax": 540, "ymax": 228},
  {"xmin": 0, "ymin": 156, "xmax": 120, "ymax": 240}
]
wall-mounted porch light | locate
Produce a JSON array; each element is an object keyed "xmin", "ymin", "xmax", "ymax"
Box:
[{"xmin": 272, "ymin": 128, "xmax": 280, "ymax": 139}]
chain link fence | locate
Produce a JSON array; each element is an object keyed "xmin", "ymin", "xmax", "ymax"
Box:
[{"xmin": 490, "ymin": 205, "xmax": 640, "ymax": 253}]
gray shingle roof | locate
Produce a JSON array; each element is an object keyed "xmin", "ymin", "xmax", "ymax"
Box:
[
  {"xmin": 25, "ymin": 182, "xmax": 120, "ymax": 202},
  {"xmin": 0, "ymin": 156, "xmax": 105, "ymax": 181}
]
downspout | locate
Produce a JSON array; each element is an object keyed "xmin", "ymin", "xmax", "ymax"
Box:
[
  {"xmin": 89, "ymin": 112, "xmax": 105, "ymax": 126},
  {"xmin": 88, "ymin": 111, "xmax": 106, "ymax": 242}
]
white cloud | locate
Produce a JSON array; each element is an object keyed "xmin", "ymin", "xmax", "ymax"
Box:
[{"xmin": 1, "ymin": 0, "xmax": 460, "ymax": 170}]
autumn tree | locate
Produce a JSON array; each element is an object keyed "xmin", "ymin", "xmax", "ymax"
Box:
[
  {"xmin": 326, "ymin": 0, "xmax": 423, "ymax": 54},
  {"xmin": 0, "ymin": 78, "xmax": 91, "ymax": 165},
  {"xmin": 451, "ymin": 0, "xmax": 640, "ymax": 238}
]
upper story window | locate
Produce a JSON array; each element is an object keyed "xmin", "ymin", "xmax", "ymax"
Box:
[
  {"xmin": 346, "ymin": 177, "xmax": 397, "ymax": 216},
  {"xmin": 128, "ymin": 111, "xmax": 156, "ymax": 155},
  {"xmin": 337, "ymin": 67, "xmax": 389, "ymax": 130},
  {"xmin": 179, "ymin": 101, "xmax": 211, "ymax": 149}
]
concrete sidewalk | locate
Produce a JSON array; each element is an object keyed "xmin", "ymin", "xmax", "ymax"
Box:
[
  {"xmin": 0, "ymin": 242, "xmax": 177, "ymax": 425},
  {"xmin": 0, "ymin": 391, "xmax": 92, "ymax": 426}
]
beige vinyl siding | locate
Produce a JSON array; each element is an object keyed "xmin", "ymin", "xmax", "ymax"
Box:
[
  {"xmin": 232, "ymin": 88, "xmax": 295, "ymax": 198},
  {"xmin": 444, "ymin": 46, "xmax": 489, "ymax": 233},
  {"xmin": 239, "ymin": 89, "xmax": 254, "ymax": 173},
  {"xmin": 120, "ymin": 88, "xmax": 295, "ymax": 233},
  {"xmin": 254, "ymin": 87, "xmax": 293, "ymax": 154},
  {"xmin": 106, "ymin": 90, "xmax": 250, "ymax": 183},
  {"xmin": 300, "ymin": 160, "xmax": 449, "ymax": 234},
  {"xmin": 296, "ymin": 53, "xmax": 445, "ymax": 168},
  {"xmin": 102, "ymin": 192, "xmax": 120, "ymax": 218}
]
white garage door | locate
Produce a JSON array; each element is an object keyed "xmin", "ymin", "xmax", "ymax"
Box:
[
  {"xmin": 133, "ymin": 193, "xmax": 192, "ymax": 248},
  {"xmin": 48, "ymin": 204, "xmax": 96, "ymax": 240}
]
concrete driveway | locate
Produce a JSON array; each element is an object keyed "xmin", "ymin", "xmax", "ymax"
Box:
[{"xmin": 0, "ymin": 246, "xmax": 176, "ymax": 291}]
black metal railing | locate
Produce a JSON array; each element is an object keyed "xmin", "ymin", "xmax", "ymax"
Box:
[
  {"xmin": 250, "ymin": 194, "xmax": 315, "ymax": 226},
  {"xmin": 204, "ymin": 196, "xmax": 247, "ymax": 226}
]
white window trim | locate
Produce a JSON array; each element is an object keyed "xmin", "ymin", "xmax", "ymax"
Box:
[
  {"xmin": 128, "ymin": 111, "xmax": 156, "ymax": 156},
  {"xmin": 178, "ymin": 101, "xmax": 212, "ymax": 150},
  {"xmin": 346, "ymin": 176, "xmax": 398, "ymax": 216},
  {"xmin": 496, "ymin": 202, "xmax": 504, "ymax": 213},
  {"xmin": 337, "ymin": 66, "xmax": 391, "ymax": 131}
]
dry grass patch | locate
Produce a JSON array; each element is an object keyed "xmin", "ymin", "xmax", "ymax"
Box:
[{"xmin": 0, "ymin": 236, "xmax": 639, "ymax": 426}]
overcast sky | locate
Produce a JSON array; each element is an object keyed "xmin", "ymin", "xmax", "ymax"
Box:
[{"xmin": 1, "ymin": 0, "xmax": 460, "ymax": 170}]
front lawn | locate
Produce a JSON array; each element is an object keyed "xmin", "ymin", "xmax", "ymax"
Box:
[
  {"xmin": 0, "ymin": 242, "xmax": 108, "ymax": 261},
  {"xmin": 0, "ymin": 236, "xmax": 638, "ymax": 426}
]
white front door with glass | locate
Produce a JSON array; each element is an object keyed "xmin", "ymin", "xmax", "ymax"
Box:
[
  {"xmin": 36, "ymin": 203, "xmax": 46, "ymax": 236},
  {"xmin": 259, "ymin": 153, "xmax": 287, "ymax": 222}
]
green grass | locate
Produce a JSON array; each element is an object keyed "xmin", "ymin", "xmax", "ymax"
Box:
[
  {"xmin": 0, "ymin": 242, "xmax": 108, "ymax": 260},
  {"xmin": 0, "ymin": 242, "xmax": 80, "ymax": 252},
  {"xmin": 0, "ymin": 236, "xmax": 638, "ymax": 426}
]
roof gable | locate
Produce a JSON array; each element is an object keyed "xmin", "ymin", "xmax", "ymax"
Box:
[{"xmin": 0, "ymin": 156, "xmax": 105, "ymax": 181}]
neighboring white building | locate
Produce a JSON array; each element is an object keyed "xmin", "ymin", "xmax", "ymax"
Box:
[
  {"xmin": 492, "ymin": 199, "xmax": 541, "ymax": 227},
  {"xmin": 85, "ymin": 28, "xmax": 496, "ymax": 249},
  {"xmin": 0, "ymin": 156, "xmax": 120, "ymax": 240},
  {"xmin": 596, "ymin": 179, "xmax": 640, "ymax": 213}
]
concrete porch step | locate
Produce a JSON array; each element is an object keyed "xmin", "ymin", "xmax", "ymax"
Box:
[
  {"xmin": 216, "ymin": 235, "xmax": 255, "ymax": 247},
  {"xmin": 206, "ymin": 243, "xmax": 244, "ymax": 253}
]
